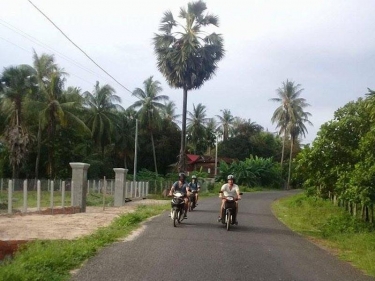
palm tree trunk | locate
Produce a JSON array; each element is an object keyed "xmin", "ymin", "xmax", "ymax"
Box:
[
  {"xmin": 287, "ymin": 137, "xmax": 294, "ymax": 190},
  {"xmin": 150, "ymin": 132, "xmax": 158, "ymax": 174},
  {"xmin": 281, "ymin": 128, "xmax": 286, "ymax": 167},
  {"xmin": 178, "ymin": 87, "xmax": 188, "ymax": 172}
]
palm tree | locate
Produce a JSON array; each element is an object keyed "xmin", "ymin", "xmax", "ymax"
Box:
[
  {"xmin": 161, "ymin": 101, "xmax": 181, "ymax": 129},
  {"xmin": 0, "ymin": 64, "xmax": 36, "ymax": 179},
  {"xmin": 31, "ymin": 52, "xmax": 89, "ymax": 178},
  {"xmin": 129, "ymin": 76, "xmax": 169, "ymax": 174},
  {"xmin": 187, "ymin": 103, "xmax": 209, "ymax": 154},
  {"xmin": 205, "ymin": 117, "xmax": 218, "ymax": 155},
  {"xmin": 216, "ymin": 109, "xmax": 234, "ymax": 141},
  {"xmin": 83, "ymin": 81, "xmax": 123, "ymax": 157},
  {"xmin": 32, "ymin": 52, "xmax": 60, "ymax": 181},
  {"xmin": 231, "ymin": 117, "xmax": 262, "ymax": 137},
  {"xmin": 153, "ymin": 0, "xmax": 225, "ymax": 172},
  {"xmin": 270, "ymin": 80, "xmax": 308, "ymax": 166},
  {"xmin": 113, "ymin": 109, "xmax": 136, "ymax": 169},
  {"xmin": 270, "ymin": 80, "xmax": 312, "ymax": 188}
]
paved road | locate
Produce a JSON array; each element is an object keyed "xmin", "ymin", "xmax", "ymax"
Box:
[{"xmin": 70, "ymin": 190, "xmax": 374, "ymax": 281}]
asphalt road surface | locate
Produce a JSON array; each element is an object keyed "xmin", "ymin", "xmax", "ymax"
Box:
[{"xmin": 70, "ymin": 190, "xmax": 375, "ymax": 281}]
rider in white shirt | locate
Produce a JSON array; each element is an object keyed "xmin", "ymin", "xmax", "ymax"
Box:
[{"xmin": 218, "ymin": 174, "xmax": 241, "ymax": 223}]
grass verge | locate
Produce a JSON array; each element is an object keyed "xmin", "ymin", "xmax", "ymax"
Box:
[
  {"xmin": 0, "ymin": 203, "xmax": 169, "ymax": 281},
  {"xmin": 272, "ymin": 193, "xmax": 375, "ymax": 277}
]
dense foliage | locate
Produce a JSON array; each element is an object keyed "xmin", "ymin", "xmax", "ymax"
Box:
[
  {"xmin": 293, "ymin": 94, "xmax": 375, "ymax": 222},
  {"xmin": 217, "ymin": 155, "xmax": 282, "ymax": 188}
]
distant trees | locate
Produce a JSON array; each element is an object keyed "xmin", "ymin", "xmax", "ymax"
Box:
[{"xmin": 0, "ymin": 51, "xmax": 305, "ymax": 183}]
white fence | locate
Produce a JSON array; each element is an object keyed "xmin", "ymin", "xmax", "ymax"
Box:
[{"xmin": 0, "ymin": 178, "xmax": 149, "ymax": 215}]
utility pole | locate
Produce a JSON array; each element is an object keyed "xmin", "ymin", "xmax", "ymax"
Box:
[
  {"xmin": 214, "ymin": 134, "xmax": 218, "ymax": 177},
  {"xmin": 133, "ymin": 119, "xmax": 138, "ymax": 187}
]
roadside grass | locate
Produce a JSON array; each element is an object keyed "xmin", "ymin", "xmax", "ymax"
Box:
[
  {"xmin": 0, "ymin": 203, "xmax": 169, "ymax": 281},
  {"xmin": 272, "ymin": 193, "xmax": 375, "ymax": 277}
]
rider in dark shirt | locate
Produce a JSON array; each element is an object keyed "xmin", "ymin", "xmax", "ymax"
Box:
[{"xmin": 169, "ymin": 173, "xmax": 189, "ymax": 219}]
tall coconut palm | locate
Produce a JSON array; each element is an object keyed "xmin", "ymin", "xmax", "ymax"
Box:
[
  {"xmin": 32, "ymin": 52, "xmax": 60, "ymax": 181},
  {"xmin": 216, "ymin": 109, "xmax": 234, "ymax": 141},
  {"xmin": 187, "ymin": 103, "xmax": 209, "ymax": 154},
  {"xmin": 113, "ymin": 109, "xmax": 136, "ymax": 169},
  {"xmin": 270, "ymin": 80, "xmax": 309, "ymax": 166},
  {"xmin": 0, "ymin": 64, "xmax": 37, "ymax": 179},
  {"xmin": 129, "ymin": 76, "xmax": 168, "ymax": 174},
  {"xmin": 153, "ymin": 0, "xmax": 225, "ymax": 171},
  {"xmin": 32, "ymin": 71, "xmax": 89, "ymax": 178},
  {"xmin": 31, "ymin": 52, "xmax": 89, "ymax": 178},
  {"xmin": 83, "ymin": 81, "xmax": 123, "ymax": 157},
  {"xmin": 205, "ymin": 117, "xmax": 218, "ymax": 155}
]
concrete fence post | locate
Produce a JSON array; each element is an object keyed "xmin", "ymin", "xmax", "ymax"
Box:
[
  {"xmin": 62, "ymin": 180, "xmax": 65, "ymax": 209},
  {"xmin": 8, "ymin": 179, "xmax": 12, "ymax": 214},
  {"xmin": 23, "ymin": 180, "xmax": 27, "ymax": 213},
  {"xmin": 113, "ymin": 168, "xmax": 128, "ymax": 206},
  {"xmin": 37, "ymin": 180, "xmax": 41, "ymax": 211},
  {"xmin": 69, "ymin": 162, "xmax": 90, "ymax": 212}
]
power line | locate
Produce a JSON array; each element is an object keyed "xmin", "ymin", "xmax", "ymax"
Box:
[
  {"xmin": 0, "ymin": 36, "xmax": 100, "ymax": 88},
  {"xmin": 27, "ymin": 0, "xmax": 133, "ymax": 95},
  {"xmin": 0, "ymin": 19, "xmax": 107, "ymax": 80}
]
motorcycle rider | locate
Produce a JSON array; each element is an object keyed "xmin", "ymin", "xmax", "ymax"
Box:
[
  {"xmin": 188, "ymin": 175, "xmax": 200, "ymax": 206},
  {"xmin": 169, "ymin": 172, "xmax": 189, "ymax": 219},
  {"xmin": 218, "ymin": 174, "xmax": 241, "ymax": 223}
]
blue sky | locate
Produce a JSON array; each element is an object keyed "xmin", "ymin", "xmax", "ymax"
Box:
[{"xmin": 1, "ymin": 0, "xmax": 374, "ymax": 144}]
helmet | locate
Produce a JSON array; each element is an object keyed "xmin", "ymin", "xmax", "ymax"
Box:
[
  {"xmin": 227, "ymin": 175, "xmax": 235, "ymax": 180},
  {"xmin": 191, "ymin": 175, "xmax": 197, "ymax": 180},
  {"xmin": 178, "ymin": 172, "xmax": 186, "ymax": 180}
]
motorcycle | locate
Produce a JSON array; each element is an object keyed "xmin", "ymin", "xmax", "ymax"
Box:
[
  {"xmin": 188, "ymin": 189, "xmax": 198, "ymax": 211},
  {"xmin": 219, "ymin": 191, "xmax": 243, "ymax": 231},
  {"xmin": 170, "ymin": 191, "xmax": 185, "ymax": 227}
]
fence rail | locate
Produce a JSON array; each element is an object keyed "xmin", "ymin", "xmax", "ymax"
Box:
[
  {"xmin": 0, "ymin": 178, "xmax": 151, "ymax": 215},
  {"xmin": 0, "ymin": 177, "xmax": 214, "ymax": 215}
]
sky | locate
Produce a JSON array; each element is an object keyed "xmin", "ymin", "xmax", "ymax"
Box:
[{"xmin": 1, "ymin": 0, "xmax": 374, "ymax": 144}]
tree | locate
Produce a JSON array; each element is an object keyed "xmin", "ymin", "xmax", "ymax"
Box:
[
  {"xmin": 270, "ymin": 80, "xmax": 309, "ymax": 166},
  {"xmin": 32, "ymin": 52, "xmax": 59, "ymax": 180},
  {"xmin": 30, "ymin": 52, "xmax": 90, "ymax": 178},
  {"xmin": 83, "ymin": 81, "xmax": 123, "ymax": 157},
  {"xmin": 0, "ymin": 64, "xmax": 36, "ymax": 179},
  {"xmin": 129, "ymin": 76, "xmax": 168, "ymax": 174},
  {"xmin": 161, "ymin": 101, "xmax": 181, "ymax": 129},
  {"xmin": 231, "ymin": 117, "xmax": 263, "ymax": 137},
  {"xmin": 153, "ymin": 0, "xmax": 224, "ymax": 172},
  {"xmin": 216, "ymin": 109, "xmax": 234, "ymax": 141},
  {"xmin": 187, "ymin": 103, "xmax": 209, "ymax": 154},
  {"xmin": 205, "ymin": 118, "xmax": 218, "ymax": 155}
]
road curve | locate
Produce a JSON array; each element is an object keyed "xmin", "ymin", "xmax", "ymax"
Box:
[{"xmin": 70, "ymin": 190, "xmax": 374, "ymax": 281}]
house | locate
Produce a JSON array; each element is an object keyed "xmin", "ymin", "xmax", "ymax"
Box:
[{"xmin": 185, "ymin": 154, "xmax": 235, "ymax": 177}]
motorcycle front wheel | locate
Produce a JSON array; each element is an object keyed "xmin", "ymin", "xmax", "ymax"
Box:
[
  {"xmin": 226, "ymin": 210, "xmax": 231, "ymax": 231},
  {"xmin": 177, "ymin": 209, "xmax": 182, "ymax": 223},
  {"xmin": 172, "ymin": 209, "xmax": 178, "ymax": 227}
]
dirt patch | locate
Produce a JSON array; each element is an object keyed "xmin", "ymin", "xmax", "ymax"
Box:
[
  {"xmin": 0, "ymin": 199, "xmax": 167, "ymax": 260},
  {"xmin": 0, "ymin": 199, "xmax": 166, "ymax": 241}
]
